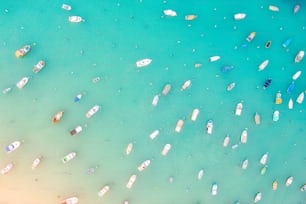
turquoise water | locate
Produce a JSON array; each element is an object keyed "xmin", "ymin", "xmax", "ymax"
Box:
[{"xmin": 0, "ymin": 0, "xmax": 305, "ymax": 203}]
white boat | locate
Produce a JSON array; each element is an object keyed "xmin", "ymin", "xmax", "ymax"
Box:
[
  {"xmin": 285, "ymin": 176, "xmax": 293, "ymax": 186},
  {"xmin": 273, "ymin": 110, "xmax": 279, "ymax": 122},
  {"xmin": 33, "ymin": 60, "xmax": 46, "ymax": 73},
  {"xmin": 2, "ymin": 87, "xmax": 11, "ymax": 94},
  {"xmin": 292, "ymin": 70, "xmax": 302, "ymax": 80},
  {"xmin": 161, "ymin": 144, "xmax": 171, "ymax": 156},
  {"xmin": 61, "ymin": 197, "xmax": 78, "ymax": 204},
  {"xmin": 254, "ymin": 192, "xmax": 262, "ymax": 203},
  {"xmin": 206, "ymin": 120, "xmax": 213, "ymax": 134},
  {"xmin": 70, "ymin": 126, "xmax": 82, "ymax": 136},
  {"xmin": 5, "ymin": 141, "xmax": 21, "ymax": 153},
  {"xmin": 242, "ymin": 159, "xmax": 248, "ymax": 170},
  {"xmin": 288, "ymin": 98, "xmax": 293, "ymax": 109},
  {"xmin": 175, "ymin": 119, "xmax": 184, "ymax": 133},
  {"xmin": 138, "ymin": 160, "xmax": 151, "ymax": 171},
  {"xmin": 69, "ymin": 16, "xmax": 83, "ymax": 23},
  {"xmin": 86, "ymin": 105, "xmax": 100, "ymax": 118},
  {"xmin": 223, "ymin": 135, "xmax": 230, "ymax": 147},
  {"xmin": 296, "ymin": 91, "xmax": 304, "ymax": 104},
  {"xmin": 269, "ymin": 5, "xmax": 280, "ymax": 11},
  {"xmin": 191, "ymin": 108, "xmax": 200, "ymax": 121},
  {"xmin": 32, "ymin": 157, "xmax": 42, "ymax": 170},
  {"xmin": 254, "ymin": 112, "xmax": 260, "ymax": 125},
  {"xmin": 197, "ymin": 169, "xmax": 204, "ymax": 180},
  {"xmin": 152, "ymin": 94, "xmax": 159, "ymax": 106},
  {"xmin": 258, "ymin": 59, "xmax": 269, "ymax": 71},
  {"xmin": 62, "ymin": 152, "xmax": 76, "ymax": 164},
  {"xmin": 240, "ymin": 129, "xmax": 248, "ymax": 144},
  {"xmin": 16, "ymin": 77, "xmax": 29, "ymax": 89},
  {"xmin": 62, "ymin": 4, "xmax": 72, "ymax": 11},
  {"xmin": 227, "ymin": 82, "xmax": 235, "ymax": 91},
  {"xmin": 126, "ymin": 143, "xmax": 133, "ymax": 155},
  {"xmin": 163, "ymin": 9, "xmax": 177, "ymax": 16},
  {"xmin": 234, "ymin": 13, "xmax": 246, "ymax": 20},
  {"xmin": 209, "ymin": 56, "xmax": 221, "ymax": 62},
  {"xmin": 136, "ymin": 58, "xmax": 152, "ymax": 68},
  {"xmin": 211, "ymin": 183, "xmax": 218, "ymax": 195},
  {"xmin": 149, "ymin": 129, "xmax": 160, "ymax": 139},
  {"xmin": 181, "ymin": 80, "xmax": 191, "ymax": 91},
  {"xmin": 162, "ymin": 84, "xmax": 171, "ymax": 95},
  {"xmin": 235, "ymin": 102, "xmax": 243, "ymax": 116},
  {"xmin": 1, "ymin": 163, "xmax": 13, "ymax": 175},
  {"xmin": 260, "ymin": 152, "xmax": 268, "ymax": 165},
  {"xmin": 98, "ymin": 185, "xmax": 110, "ymax": 197},
  {"xmin": 295, "ymin": 50, "xmax": 304, "ymax": 63},
  {"xmin": 126, "ymin": 174, "xmax": 137, "ymax": 189}
]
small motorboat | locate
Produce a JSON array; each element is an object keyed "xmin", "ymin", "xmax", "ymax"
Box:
[
  {"xmin": 2, "ymin": 87, "xmax": 11, "ymax": 94},
  {"xmin": 275, "ymin": 91, "xmax": 282, "ymax": 104},
  {"xmin": 16, "ymin": 77, "xmax": 29, "ymax": 89},
  {"xmin": 292, "ymin": 70, "xmax": 302, "ymax": 80},
  {"xmin": 221, "ymin": 65, "xmax": 234, "ymax": 72},
  {"xmin": 5, "ymin": 141, "xmax": 21, "ymax": 153},
  {"xmin": 273, "ymin": 110, "xmax": 280, "ymax": 122},
  {"xmin": 98, "ymin": 185, "xmax": 110, "ymax": 197},
  {"xmin": 92, "ymin": 77, "xmax": 100, "ymax": 83},
  {"xmin": 265, "ymin": 40, "xmax": 272, "ymax": 48},
  {"xmin": 258, "ymin": 59, "xmax": 269, "ymax": 71},
  {"xmin": 285, "ymin": 176, "xmax": 293, "ymax": 187},
  {"xmin": 293, "ymin": 4, "xmax": 300, "ymax": 14},
  {"xmin": 287, "ymin": 82, "xmax": 294, "ymax": 94},
  {"xmin": 15, "ymin": 45, "xmax": 31, "ymax": 58},
  {"xmin": 52, "ymin": 111, "xmax": 64, "ymax": 124},
  {"xmin": 197, "ymin": 169, "xmax": 204, "ymax": 180},
  {"xmin": 211, "ymin": 183, "xmax": 218, "ymax": 196},
  {"xmin": 136, "ymin": 58, "xmax": 152, "ymax": 68},
  {"xmin": 69, "ymin": 16, "xmax": 83, "ymax": 23},
  {"xmin": 263, "ymin": 78, "xmax": 272, "ymax": 89},
  {"xmin": 227, "ymin": 82, "xmax": 236, "ymax": 91},
  {"xmin": 33, "ymin": 60, "xmax": 45, "ymax": 73},
  {"xmin": 235, "ymin": 102, "xmax": 243, "ymax": 116},
  {"xmin": 62, "ymin": 152, "xmax": 77, "ymax": 164},
  {"xmin": 149, "ymin": 129, "xmax": 160, "ymax": 139},
  {"xmin": 1, "ymin": 163, "xmax": 13, "ymax": 175},
  {"xmin": 296, "ymin": 91, "xmax": 305, "ymax": 104},
  {"xmin": 61, "ymin": 197, "xmax": 78, "ymax": 204},
  {"xmin": 269, "ymin": 5, "xmax": 280, "ymax": 12},
  {"xmin": 181, "ymin": 80, "xmax": 191, "ymax": 91},
  {"xmin": 137, "ymin": 160, "xmax": 151, "ymax": 171},
  {"xmin": 240, "ymin": 128, "xmax": 248, "ymax": 144},
  {"xmin": 32, "ymin": 157, "xmax": 42, "ymax": 170},
  {"xmin": 162, "ymin": 84, "xmax": 171, "ymax": 95},
  {"xmin": 194, "ymin": 63, "xmax": 202, "ymax": 68},
  {"xmin": 272, "ymin": 180, "xmax": 278, "ymax": 190},
  {"xmin": 152, "ymin": 94, "xmax": 160, "ymax": 106},
  {"xmin": 282, "ymin": 38, "xmax": 292, "ymax": 48},
  {"xmin": 209, "ymin": 56, "xmax": 221, "ymax": 62},
  {"xmin": 300, "ymin": 184, "xmax": 306, "ymax": 191},
  {"xmin": 234, "ymin": 13, "xmax": 246, "ymax": 20},
  {"xmin": 295, "ymin": 50, "xmax": 304, "ymax": 63},
  {"xmin": 254, "ymin": 192, "xmax": 262, "ymax": 203},
  {"xmin": 185, "ymin": 15, "xmax": 197, "ymax": 21},
  {"xmin": 126, "ymin": 174, "xmax": 137, "ymax": 189},
  {"xmin": 223, "ymin": 135, "xmax": 230, "ymax": 147},
  {"xmin": 175, "ymin": 119, "xmax": 184, "ymax": 133},
  {"xmin": 288, "ymin": 98, "xmax": 293, "ymax": 109},
  {"xmin": 70, "ymin": 126, "xmax": 82, "ymax": 136},
  {"xmin": 260, "ymin": 152, "xmax": 268, "ymax": 165},
  {"xmin": 242, "ymin": 159, "xmax": 248, "ymax": 170},
  {"xmin": 191, "ymin": 108, "xmax": 200, "ymax": 121},
  {"xmin": 126, "ymin": 143, "xmax": 133, "ymax": 155},
  {"xmin": 246, "ymin": 32, "xmax": 256, "ymax": 42},
  {"xmin": 163, "ymin": 9, "xmax": 177, "ymax": 17},
  {"xmin": 260, "ymin": 165, "xmax": 268, "ymax": 175},
  {"xmin": 206, "ymin": 120, "xmax": 213, "ymax": 135},
  {"xmin": 62, "ymin": 3, "xmax": 72, "ymax": 11},
  {"xmin": 74, "ymin": 94, "xmax": 82, "ymax": 102},
  {"xmin": 161, "ymin": 144, "xmax": 171, "ymax": 156},
  {"xmin": 254, "ymin": 112, "xmax": 260, "ymax": 125},
  {"xmin": 86, "ymin": 105, "xmax": 100, "ymax": 118}
]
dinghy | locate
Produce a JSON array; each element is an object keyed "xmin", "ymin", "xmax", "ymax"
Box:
[
  {"xmin": 235, "ymin": 103, "xmax": 243, "ymax": 116},
  {"xmin": 175, "ymin": 119, "xmax": 184, "ymax": 133},
  {"xmin": 98, "ymin": 185, "xmax": 110, "ymax": 197},
  {"xmin": 126, "ymin": 174, "xmax": 137, "ymax": 189},
  {"xmin": 161, "ymin": 144, "xmax": 171, "ymax": 156}
]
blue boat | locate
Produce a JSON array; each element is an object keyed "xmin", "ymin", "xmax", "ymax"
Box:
[
  {"xmin": 221, "ymin": 65, "xmax": 234, "ymax": 72},
  {"xmin": 282, "ymin": 38, "xmax": 292, "ymax": 48},
  {"xmin": 74, "ymin": 94, "xmax": 82, "ymax": 102},
  {"xmin": 287, "ymin": 82, "xmax": 294, "ymax": 94},
  {"xmin": 263, "ymin": 78, "xmax": 272, "ymax": 89}
]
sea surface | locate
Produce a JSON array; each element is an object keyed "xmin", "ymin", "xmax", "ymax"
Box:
[{"xmin": 0, "ymin": 0, "xmax": 305, "ymax": 204}]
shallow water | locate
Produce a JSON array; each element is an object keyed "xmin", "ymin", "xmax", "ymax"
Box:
[{"xmin": 0, "ymin": 0, "xmax": 305, "ymax": 204}]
